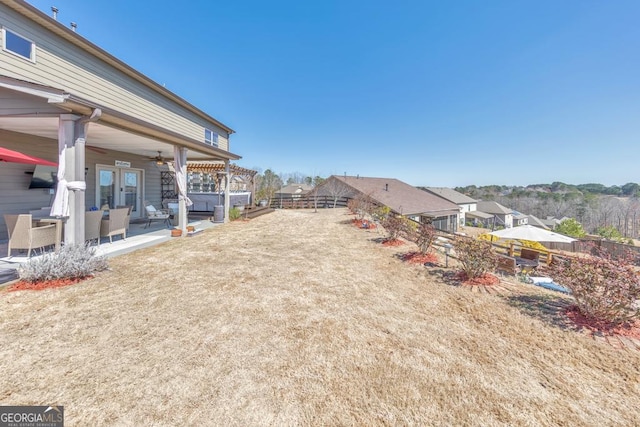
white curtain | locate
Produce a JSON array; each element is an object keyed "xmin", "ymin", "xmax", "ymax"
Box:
[
  {"xmin": 50, "ymin": 138, "xmax": 86, "ymax": 217},
  {"xmin": 173, "ymin": 146, "xmax": 192, "ymax": 206}
]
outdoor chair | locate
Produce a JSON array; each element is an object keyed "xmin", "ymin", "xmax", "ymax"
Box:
[
  {"xmin": 115, "ymin": 205, "xmax": 133, "ymax": 232},
  {"xmin": 85, "ymin": 210, "xmax": 104, "ymax": 246},
  {"xmin": 4, "ymin": 214, "xmax": 58, "ymax": 257},
  {"xmin": 167, "ymin": 202, "xmax": 180, "ymax": 226},
  {"xmin": 144, "ymin": 202, "xmax": 171, "ymax": 229},
  {"xmin": 100, "ymin": 207, "xmax": 128, "ymax": 243},
  {"xmin": 495, "ymin": 254, "xmax": 518, "ymax": 276}
]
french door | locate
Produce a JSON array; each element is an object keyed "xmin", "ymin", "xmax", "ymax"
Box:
[{"xmin": 96, "ymin": 166, "xmax": 143, "ymax": 219}]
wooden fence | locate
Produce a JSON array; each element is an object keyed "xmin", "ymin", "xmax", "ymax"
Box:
[{"xmin": 269, "ymin": 196, "xmax": 351, "ymax": 209}]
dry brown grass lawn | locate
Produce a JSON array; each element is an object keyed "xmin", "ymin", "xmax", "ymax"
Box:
[{"xmin": 1, "ymin": 208, "xmax": 639, "ymax": 426}]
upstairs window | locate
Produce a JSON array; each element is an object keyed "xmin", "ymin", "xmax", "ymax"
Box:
[
  {"xmin": 204, "ymin": 129, "xmax": 219, "ymax": 147},
  {"xmin": 2, "ymin": 28, "xmax": 35, "ymax": 62}
]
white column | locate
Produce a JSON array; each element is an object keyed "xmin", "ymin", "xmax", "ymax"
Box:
[
  {"xmin": 224, "ymin": 160, "xmax": 231, "ymax": 222},
  {"xmin": 59, "ymin": 114, "xmax": 84, "ymax": 245},
  {"xmin": 178, "ymin": 147, "xmax": 188, "ymax": 234}
]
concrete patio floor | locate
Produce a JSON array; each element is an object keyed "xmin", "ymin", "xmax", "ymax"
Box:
[{"xmin": 0, "ymin": 216, "xmax": 221, "ymax": 276}]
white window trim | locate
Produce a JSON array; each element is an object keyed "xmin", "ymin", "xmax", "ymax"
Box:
[
  {"xmin": 2, "ymin": 27, "xmax": 36, "ymax": 62},
  {"xmin": 204, "ymin": 128, "xmax": 219, "ymax": 147}
]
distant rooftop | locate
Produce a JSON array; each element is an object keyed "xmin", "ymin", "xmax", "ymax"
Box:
[{"xmin": 423, "ymin": 187, "xmax": 477, "ymax": 204}]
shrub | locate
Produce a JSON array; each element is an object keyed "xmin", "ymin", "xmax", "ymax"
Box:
[
  {"xmin": 381, "ymin": 214, "xmax": 410, "ymax": 242},
  {"xmin": 549, "ymin": 248, "xmax": 640, "ymax": 326},
  {"xmin": 371, "ymin": 206, "xmax": 391, "ymax": 222},
  {"xmin": 555, "ymin": 218, "xmax": 586, "ymax": 238},
  {"xmin": 229, "ymin": 207, "xmax": 242, "ymax": 221},
  {"xmin": 453, "ymin": 236, "xmax": 497, "ymax": 279},
  {"xmin": 347, "ymin": 194, "xmax": 375, "ymax": 220},
  {"xmin": 19, "ymin": 244, "xmax": 109, "ymax": 283},
  {"xmin": 414, "ymin": 222, "xmax": 436, "ymax": 255}
]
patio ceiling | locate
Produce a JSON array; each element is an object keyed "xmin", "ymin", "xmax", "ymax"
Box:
[
  {"xmin": 0, "ymin": 115, "xmax": 221, "ymax": 162},
  {"xmin": 0, "ymin": 76, "xmax": 239, "ymax": 162}
]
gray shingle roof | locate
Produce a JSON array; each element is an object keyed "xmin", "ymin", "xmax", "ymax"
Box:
[
  {"xmin": 321, "ymin": 176, "xmax": 460, "ymax": 216},
  {"xmin": 276, "ymin": 183, "xmax": 313, "ymax": 196},
  {"xmin": 476, "ymin": 201, "xmax": 512, "ymax": 215},
  {"xmin": 527, "ymin": 215, "xmax": 551, "ymax": 229},
  {"xmin": 423, "ymin": 187, "xmax": 477, "ymax": 204}
]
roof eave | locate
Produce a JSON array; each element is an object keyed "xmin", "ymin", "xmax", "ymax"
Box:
[{"xmin": 1, "ymin": 0, "xmax": 235, "ymax": 134}]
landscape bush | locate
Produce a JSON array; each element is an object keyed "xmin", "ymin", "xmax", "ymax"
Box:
[
  {"xmin": 414, "ymin": 222, "xmax": 436, "ymax": 255},
  {"xmin": 19, "ymin": 244, "xmax": 109, "ymax": 283},
  {"xmin": 548, "ymin": 247, "xmax": 640, "ymax": 326},
  {"xmin": 453, "ymin": 236, "xmax": 498, "ymax": 279},
  {"xmin": 347, "ymin": 194, "xmax": 376, "ymax": 220},
  {"xmin": 229, "ymin": 207, "xmax": 242, "ymax": 221},
  {"xmin": 381, "ymin": 214, "xmax": 411, "ymax": 242},
  {"xmin": 555, "ymin": 218, "xmax": 586, "ymax": 238}
]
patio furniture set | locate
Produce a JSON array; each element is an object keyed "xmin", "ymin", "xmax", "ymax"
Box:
[{"xmin": 3, "ymin": 206, "xmax": 132, "ymax": 257}]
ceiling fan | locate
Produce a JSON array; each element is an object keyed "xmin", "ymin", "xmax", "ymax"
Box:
[{"xmin": 148, "ymin": 151, "xmax": 169, "ymax": 165}]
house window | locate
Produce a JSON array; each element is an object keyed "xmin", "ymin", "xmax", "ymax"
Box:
[
  {"xmin": 2, "ymin": 28, "xmax": 35, "ymax": 61},
  {"xmin": 204, "ymin": 129, "xmax": 219, "ymax": 147}
]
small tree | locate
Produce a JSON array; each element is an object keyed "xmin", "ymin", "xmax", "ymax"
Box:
[
  {"xmin": 381, "ymin": 214, "xmax": 410, "ymax": 242},
  {"xmin": 308, "ymin": 176, "xmax": 325, "ymax": 212},
  {"xmin": 453, "ymin": 236, "xmax": 498, "ymax": 279},
  {"xmin": 348, "ymin": 193, "xmax": 376, "ymax": 220},
  {"xmin": 255, "ymin": 169, "xmax": 283, "ymax": 206},
  {"xmin": 596, "ymin": 225, "xmax": 624, "ymax": 242},
  {"xmin": 555, "ymin": 218, "xmax": 586, "ymax": 238},
  {"xmin": 549, "ymin": 248, "xmax": 640, "ymax": 326},
  {"xmin": 414, "ymin": 222, "xmax": 436, "ymax": 255},
  {"xmin": 323, "ymin": 178, "xmax": 352, "ymax": 208}
]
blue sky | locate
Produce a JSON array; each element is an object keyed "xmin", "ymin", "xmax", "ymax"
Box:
[{"xmin": 28, "ymin": 0, "xmax": 640, "ymax": 187}]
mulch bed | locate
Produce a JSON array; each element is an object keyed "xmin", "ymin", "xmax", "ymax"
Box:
[
  {"xmin": 8, "ymin": 277, "xmax": 86, "ymax": 292},
  {"xmin": 564, "ymin": 305, "xmax": 640, "ymax": 340},
  {"xmin": 401, "ymin": 251, "xmax": 439, "ymax": 265},
  {"xmin": 382, "ymin": 239, "xmax": 404, "ymax": 247},
  {"xmin": 353, "ymin": 219, "xmax": 377, "ymax": 229},
  {"xmin": 455, "ymin": 271, "xmax": 500, "ymax": 286}
]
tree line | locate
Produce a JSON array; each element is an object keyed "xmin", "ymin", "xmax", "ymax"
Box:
[{"xmin": 455, "ymin": 182, "xmax": 640, "ymax": 240}]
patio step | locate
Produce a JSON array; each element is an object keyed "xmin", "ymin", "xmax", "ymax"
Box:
[{"xmin": 243, "ymin": 206, "xmax": 274, "ymax": 219}]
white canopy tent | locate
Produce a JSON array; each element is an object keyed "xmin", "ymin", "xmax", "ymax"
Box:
[{"xmin": 489, "ymin": 225, "xmax": 576, "ymax": 243}]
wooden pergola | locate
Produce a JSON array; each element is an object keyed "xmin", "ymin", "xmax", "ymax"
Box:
[{"xmin": 186, "ymin": 162, "xmax": 258, "ymax": 204}]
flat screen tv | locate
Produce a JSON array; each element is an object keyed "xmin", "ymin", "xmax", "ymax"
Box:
[{"xmin": 29, "ymin": 165, "xmax": 58, "ymax": 189}]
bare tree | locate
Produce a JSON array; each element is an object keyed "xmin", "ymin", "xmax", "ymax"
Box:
[
  {"xmin": 307, "ymin": 176, "xmax": 325, "ymax": 212},
  {"xmin": 322, "ymin": 177, "xmax": 353, "ymax": 208},
  {"xmin": 255, "ymin": 169, "xmax": 283, "ymax": 205}
]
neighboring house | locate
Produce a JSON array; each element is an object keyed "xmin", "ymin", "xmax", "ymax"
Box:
[
  {"xmin": 512, "ymin": 211, "xmax": 529, "ymax": 227},
  {"xmin": 527, "ymin": 215, "xmax": 551, "ymax": 230},
  {"xmin": 421, "ymin": 187, "xmax": 477, "ymax": 227},
  {"xmin": 540, "ymin": 216, "xmax": 569, "ymax": 229},
  {"xmin": 0, "ymin": 1, "xmax": 240, "ymax": 241},
  {"xmin": 465, "ymin": 210, "xmax": 494, "ymax": 228},
  {"xmin": 275, "ymin": 183, "xmax": 313, "ymax": 199},
  {"xmin": 476, "ymin": 201, "xmax": 514, "ymax": 229},
  {"xmin": 316, "ymin": 176, "xmax": 460, "ymax": 232}
]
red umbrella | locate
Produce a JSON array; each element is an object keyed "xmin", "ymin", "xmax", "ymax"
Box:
[{"xmin": 0, "ymin": 147, "xmax": 57, "ymax": 166}]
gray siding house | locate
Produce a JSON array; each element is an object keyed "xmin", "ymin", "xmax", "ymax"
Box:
[
  {"xmin": 476, "ymin": 201, "xmax": 514, "ymax": 229},
  {"xmin": 0, "ymin": 1, "xmax": 240, "ymax": 241},
  {"xmin": 422, "ymin": 187, "xmax": 477, "ymax": 226}
]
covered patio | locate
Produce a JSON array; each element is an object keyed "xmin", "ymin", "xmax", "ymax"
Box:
[
  {"xmin": 0, "ymin": 214, "xmax": 222, "ymax": 282},
  {"xmin": 0, "ymin": 77, "xmax": 240, "ymax": 248}
]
